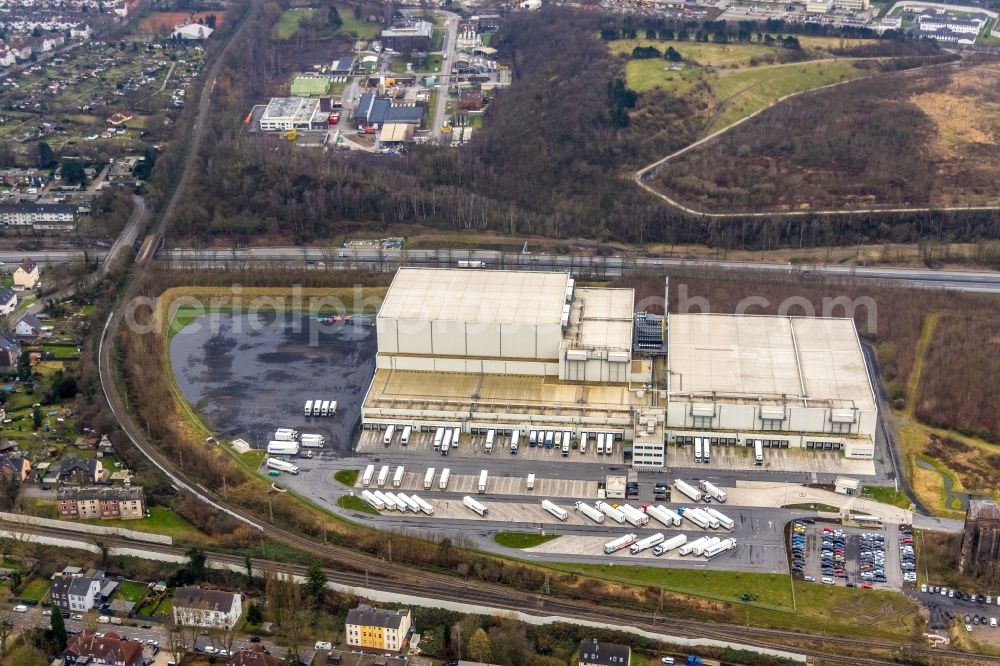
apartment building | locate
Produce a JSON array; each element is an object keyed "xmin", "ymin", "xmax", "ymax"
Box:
[
  {"xmin": 345, "ymin": 604, "xmax": 411, "ymax": 652},
  {"xmin": 57, "ymin": 486, "xmax": 146, "ymax": 520}
]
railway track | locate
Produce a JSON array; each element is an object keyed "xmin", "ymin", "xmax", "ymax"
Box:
[
  {"xmin": 87, "ymin": 5, "xmax": 994, "ymax": 666},
  {"xmin": 5, "ymin": 520, "xmax": 985, "ymax": 666}
]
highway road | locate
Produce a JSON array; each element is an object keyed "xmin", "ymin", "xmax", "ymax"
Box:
[{"xmin": 157, "ymin": 246, "xmax": 1000, "ymax": 293}]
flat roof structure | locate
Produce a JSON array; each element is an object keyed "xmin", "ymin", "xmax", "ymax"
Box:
[
  {"xmin": 259, "ymin": 97, "xmax": 319, "ymax": 131},
  {"xmin": 563, "ymin": 287, "xmax": 634, "ymax": 354},
  {"xmin": 379, "ymin": 268, "xmax": 570, "ymax": 325},
  {"xmin": 379, "ymin": 123, "xmax": 415, "ymax": 144},
  {"xmin": 667, "ymin": 313, "xmax": 875, "ymax": 410}
]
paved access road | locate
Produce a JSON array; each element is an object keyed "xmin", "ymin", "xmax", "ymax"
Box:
[{"xmin": 431, "ymin": 11, "xmax": 460, "ymax": 143}]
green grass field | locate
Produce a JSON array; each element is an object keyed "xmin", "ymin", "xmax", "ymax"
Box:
[
  {"xmin": 273, "ymin": 8, "xmax": 314, "ymax": 40},
  {"xmin": 784, "ymin": 503, "xmax": 840, "ymax": 512},
  {"xmin": 81, "ymin": 506, "xmax": 208, "ymax": 544},
  {"xmin": 863, "ymin": 486, "xmax": 912, "ymax": 509},
  {"xmin": 337, "ymin": 494, "xmax": 379, "ymax": 515},
  {"xmin": 115, "ymin": 580, "xmax": 149, "ymax": 604},
  {"xmin": 19, "ymin": 578, "xmax": 49, "ymax": 602},
  {"xmin": 336, "ymin": 7, "xmax": 380, "ymax": 40},
  {"xmin": 494, "ymin": 532, "xmax": 560, "ymax": 549},
  {"xmin": 611, "ymin": 40, "xmax": 784, "ymax": 68},
  {"xmin": 334, "ymin": 469, "xmax": 358, "ymax": 486},
  {"xmin": 706, "ymin": 60, "xmax": 864, "ymax": 133},
  {"xmin": 543, "ymin": 563, "xmax": 918, "ymax": 638}
]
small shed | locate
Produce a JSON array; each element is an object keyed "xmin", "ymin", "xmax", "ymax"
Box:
[{"xmin": 834, "ymin": 476, "xmax": 860, "ymax": 496}]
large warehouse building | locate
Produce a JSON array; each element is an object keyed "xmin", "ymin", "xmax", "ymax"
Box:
[{"xmin": 361, "ymin": 268, "xmax": 878, "ymax": 465}]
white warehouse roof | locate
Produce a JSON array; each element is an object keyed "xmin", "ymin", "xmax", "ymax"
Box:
[
  {"xmin": 379, "ymin": 268, "xmax": 570, "ymax": 325},
  {"xmin": 667, "ymin": 314, "xmax": 875, "ymax": 409}
]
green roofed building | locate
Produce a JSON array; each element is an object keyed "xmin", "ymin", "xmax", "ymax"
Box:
[{"xmin": 290, "ymin": 75, "xmax": 331, "ymax": 97}]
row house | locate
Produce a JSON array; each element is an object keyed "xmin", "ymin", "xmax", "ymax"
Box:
[{"xmin": 57, "ymin": 485, "xmax": 145, "ymax": 520}]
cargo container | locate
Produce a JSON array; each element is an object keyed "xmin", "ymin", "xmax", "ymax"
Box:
[
  {"xmin": 678, "ymin": 536, "xmax": 711, "ymax": 556},
  {"xmin": 704, "ymin": 538, "xmax": 736, "ymax": 558},
  {"xmin": 304, "ymin": 400, "xmax": 313, "ymax": 417},
  {"xmin": 703, "ymin": 438, "xmax": 711, "ymax": 464},
  {"xmin": 699, "ymin": 480, "xmax": 727, "ymax": 503},
  {"xmin": 705, "ymin": 507, "xmax": 734, "ymax": 531},
  {"xmin": 644, "ymin": 504, "xmax": 681, "ymax": 527},
  {"xmin": 441, "ymin": 429, "xmax": 452, "ymax": 455},
  {"xmin": 383, "ymin": 425, "xmax": 395, "ymax": 445},
  {"xmin": 266, "ymin": 458, "xmax": 299, "ymax": 474},
  {"xmin": 561, "ymin": 440, "xmax": 570, "ymax": 456},
  {"xmin": 401, "ymin": 426, "xmax": 412, "ymax": 446},
  {"xmin": 485, "ymin": 429, "xmax": 495, "ymax": 453},
  {"xmin": 529, "ymin": 430, "xmax": 538, "ymax": 447},
  {"xmin": 360, "ymin": 490, "xmax": 383, "ymax": 511},
  {"xmin": 526, "ymin": 473, "xmax": 535, "ymax": 490},
  {"xmin": 575, "ymin": 501, "xmax": 605, "ymax": 524},
  {"xmin": 267, "ymin": 441, "xmax": 300, "ymax": 456},
  {"xmin": 678, "ymin": 506, "xmax": 710, "ymax": 529},
  {"xmin": 478, "ymin": 470, "xmax": 488, "ymax": 493},
  {"xmin": 754, "ymin": 439, "xmax": 764, "ymax": 465},
  {"xmin": 384, "ymin": 491, "xmax": 408, "ymax": 512},
  {"xmin": 673, "ymin": 479, "xmax": 704, "ymax": 503},
  {"xmin": 439, "ymin": 468, "xmax": 451, "ymax": 490},
  {"xmin": 603, "ymin": 533, "xmax": 638, "ymax": 554},
  {"xmin": 274, "ymin": 428, "xmax": 299, "ymax": 442},
  {"xmin": 579, "ymin": 432, "xmax": 588, "ymax": 454},
  {"xmin": 596, "ymin": 501, "xmax": 626, "ymax": 524},
  {"xmin": 373, "ymin": 490, "xmax": 396, "ymax": 511},
  {"xmin": 463, "ymin": 495, "xmax": 488, "ymax": 516},
  {"xmin": 376, "ymin": 465, "xmax": 390, "ymax": 488},
  {"xmin": 620, "ymin": 504, "xmax": 649, "ymax": 527},
  {"xmin": 604, "ymin": 433, "xmax": 615, "ymax": 454},
  {"xmin": 596, "ymin": 433, "xmax": 605, "ymax": 455},
  {"xmin": 361, "ymin": 464, "xmax": 375, "ymax": 487},
  {"xmin": 452, "ymin": 427, "xmax": 460, "ymax": 447},
  {"xmin": 392, "ymin": 466, "xmax": 405, "ymax": 488},
  {"xmin": 694, "ymin": 437, "xmax": 703, "ymax": 463},
  {"xmin": 629, "ymin": 532, "xmax": 665, "ymax": 555},
  {"xmin": 423, "ymin": 467, "xmax": 435, "ymax": 490},
  {"xmin": 693, "ymin": 537, "xmax": 721, "ymax": 556},
  {"xmin": 410, "ymin": 494, "xmax": 434, "ymax": 515},
  {"xmin": 542, "ymin": 499, "xmax": 568, "ymax": 521},
  {"xmin": 311, "ymin": 399, "xmax": 322, "ymax": 416},
  {"xmin": 652, "ymin": 534, "xmax": 688, "ymax": 556},
  {"xmin": 563, "ymin": 431, "xmax": 571, "ymax": 448},
  {"xmin": 433, "ymin": 427, "xmax": 444, "ymax": 450},
  {"xmin": 321, "ymin": 400, "xmax": 331, "ymax": 417}
]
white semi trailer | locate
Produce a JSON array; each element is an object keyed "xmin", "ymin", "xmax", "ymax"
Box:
[
  {"xmin": 273, "ymin": 428, "xmax": 299, "ymax": 442},
  {"xmin": 376, "ymin": 465, "xmax": 390, "ymax": 488},
  {"xmin": 266, "ymin": 458, "xmax": 299, "ymax": 474},
  {"xmin": 575, "ymin": 501, "xmax": 605, "ymax": 524},
  {"xmin": 679, "ymin": 536, "xmax": 711, "ymax": 556},
  {"xmin": 392, "ymin": 466, "xmax": 405, "ymax": 488},
  {"xmin": 679, "ymin": 506, "xmax": 711, "ymax": 529},
  {"xmin": 384, "ymin": 491, "xmax": 408, "ymax": 512},
  {"xmin": 361, "ymin": 464, "xmax": 375, "ymax": 487},
  {"xmin": 360, "ymin": 490, "xmax": 384, "ymax": 511},
  {"xmin": 410, "ymin": 494, "xmax": 435, "ymax": 515},
  {"xmin": 423, "ymin": 468, "xmax": 436, "ymax": 490},
  {"xmin": 645, "ymin": 504, "xmax": 682, "ymax": 527},
  {"xmin": 629, "ymin": 533, "xmax": 665, "ymax": 555},
  {"xmin": 673, "ymin": 479, "xmax": 704, "ymax": 503},
  {"xmin": 542, "ymin": 500, "xmax": 568, "ymax": 521},
  {"xmin": 463, "ymin": 495, "xmax": 488, "ymax": 516},
  {"xmin": 439, "ymin": 468, "xmax": 451, "ymax": 490},
  {"xmin": 690, "ymin": 507, "xmax": 720, "ymax": 529},
  {"xmin": 478, "ymin": 470, "xmax": 488, "ymax": 493},
  {"xmin": 267, "ymin": 441, "xmax": 300, "ymax": 456},
  {"xmin": 700, "ymin": 480, "xmax": 727, "ymax": 503},
  {"xmin": 620, "ymin": 504, "xmax": 649, "ymax": 527},
  {"xmin": 300, "ymin": 434, "xmax": 325, "ymax": 448},
  {"xmin": 395, "ymin": 492, "xmax": 420, "ymax": 512},
  {"xmin": 693, "ymin": 537, "xmax": 721, "ymax": 557},
  {"xmin": 603, "ymin": 533, "xmax": 638, "ymax": 554},
  {"xmin": 704, "ymin": 538, "xmax": 736, "ymax": 558},
  {"xmin": 595, "ymin": 501, "xmax": 626, "ymax": 524},
  {"xmin": 652, "ymin": 534, "xmax": 688, "ymax": 556},
  {"xmin": 705, "ymin": 507, "xmax": 735, "ymax": 531},
  {"xmin": 373, "ymin": 490, "xmax": 396, "ymax": 511}
]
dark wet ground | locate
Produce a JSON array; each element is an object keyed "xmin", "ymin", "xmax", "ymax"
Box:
[{"xmin": 169, "ymin": 313, "xmax": 376, "ymax": 454}]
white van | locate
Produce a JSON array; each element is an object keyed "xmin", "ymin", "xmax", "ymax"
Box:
[{"xmin": 821, "ymin": 577, "xmax": 835, "ymax": 585}]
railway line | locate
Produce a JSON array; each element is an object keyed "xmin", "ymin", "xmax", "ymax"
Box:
[{"xmin": 4, "ymin": 519, "xmax": 991, "ymax": 666}]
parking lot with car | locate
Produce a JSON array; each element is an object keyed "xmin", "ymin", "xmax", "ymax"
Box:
[{"xmin": 791, "ymin": 521, "xmax": 906, "ymax": 591}]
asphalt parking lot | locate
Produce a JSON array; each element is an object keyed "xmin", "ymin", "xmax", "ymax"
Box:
[
  {"xmin": 170, "ymin": 314, "xmax": 375, "ymax": 454},
  {"xmin": 357, "ymin": 428, "xmax": 622, "ymax": 461},
  {"xmin": 793, "ymin": 521, "xmax": 903, "ymax": 591}
]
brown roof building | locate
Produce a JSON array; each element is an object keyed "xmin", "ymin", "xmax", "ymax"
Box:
[{"xmin": 64, "ymin": 630, "xmax": 143, "ymax": 666}]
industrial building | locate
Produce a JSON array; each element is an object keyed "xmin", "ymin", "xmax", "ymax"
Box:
[
  {"xmin": 380, "ymin": 21, "xmax": 433, "ymax": 52},
  {"xmin": 259, "ymin": 97, "xmax": 320, "ymax": 132},
  {"xmin": 361, "ymin": 268, "xmax": 878, "ymax": 465}
]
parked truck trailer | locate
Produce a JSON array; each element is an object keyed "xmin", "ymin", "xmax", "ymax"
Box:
[
  {"xmin": 629, "ymin": 533, "xmax": 665, "ymax": 555},
  {"xmin": 392, "ymin": 466, "xmax": 405, "ymax": 488},
  {"xmin": 463, "ymin": 495, "xmax": 488, "ymax": 517},
  {"xmin": 542, "ymin": 499, "xmax": 568, "ymax": 521},
  {"xmin": 704, "ymin": 538, "xmax": 736, "ymax": 558},
  {"xmin": 678, "ymin": 536, "xmax": 711, "ymax": 556},
  {"xmin": 360, "ymin": 490, "xmax": 383, "ymax": 511},
  {"xmin": 673, "ymin": 479, "xmax": 704, "ymax": 503},
  {"xmin": 410, "ymin": 494, "xmax": 434, "ymax": 515},
  {"xmin": 384, "ymin": 491, "xmax": 408, "ymax": 512},
  {"xmin": 423, "ymin": 468, "xmax": 435, "ymax": 490},
  {"xmin": 645, "ymin": 504, "xmax": 682, "ymax": 527},
  {"xmin": 705, "ymin": 507, "xmax": 734, "ymax": 531},
  {"xmin": 693, "ymin": 537, "xmax": 721, "ymax": 557},
  {"xmin": 373, "ymin": 490, "xmax": 396, "ymax": 511},
  {"xmin": 376, "ymin": 465, "xmax": 390, "ymax": 488},
  {"xmin": 361, "ymin": 464, "xmax": 375, "ymax": 487},
  {"xmin": 652, "ymin": 534, "xmax": 688, "ymax": 556},
  {"xmin": 478, "ymin": 470, "xmax": 488, "ymax": 493},
  {"xmin": 273, "ymin": 428, "xmax": 299, "ymax": 442},
  {"xmin": 575, "ymin": 501, "xmax": 605, "ymax": 524},
  {"xmin": 266, "ymin": 441, "xmax": 300, "ymax": 456},
  {"xmin": 266, "ymin": 458, "xmax": 299, "ymax": 474},
  {"xmin": 678, "ymin": 506, "xmax": 710, "ymax": 529},
  {"xmin": 300, "ymin": 434, "xmax": 325, "ymax": 448},
  {"xmin": 700, "ymin": 480, "xmax": 727, "ymax": 503},
  {"xmin": 438, "ymin": 468, "xmax": 451, "ymax": 490},
  {"xmin": 620, "ymin": 504, "xmax": 649, "ymax": 527},
  {"xmin": 595, "ymin": 501, "xmax": 627, "ymax": 524},
  {"xmin": 603, "ymin": 533, "xmax": 638, "ymax": 554}
]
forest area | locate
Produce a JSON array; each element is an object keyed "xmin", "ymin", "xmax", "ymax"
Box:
[
  {"xmin": 658, "ymin": 61, "xmax": 1000, "ymax": 213},
  {"xmin": 158, "ymin": 3, "xmax": 1000, "ymax": 251},
  {"xmin": 617, "ymin": 270, "xmax": 1000, "ymax": 443}
]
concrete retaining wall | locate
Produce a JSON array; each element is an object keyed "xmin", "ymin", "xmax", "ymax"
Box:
[{"xmin": 0, "ymin": 511, "xmax": 172, "ymax": 545}]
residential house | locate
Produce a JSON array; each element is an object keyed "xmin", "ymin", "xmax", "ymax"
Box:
[
  {"xmin": 14, "ymin": 312, "xmax": 44, "ymax": 338},
  {"xmin": 50, "ymin": 572, "xmax": 104, "ymax": 612},
  {"xmin": 0, "ymin": 452, "xmax": 30, "ymax": 481},
  {"xmin": 173, "ymin": 587, "xmax": 243, "ymax": 629},
  {"xmin": 0, "ymin": 336, "xmax": 19, "ymax": 366},
  {"xmin": 58, "ymin": 456, "xmax": 104, "ymax": 485},
  {"xmin": 345, "ymin": 604, "xmax": 411, "ymax": 652},
  {"xmin": 64, "ymin": 630, "xmax": 143, "ymax": 666},
  {"xmin": 578, "ymin": 639, "xmax": 631, "ymax": 666},
  {"xmin": 231, "ymin": 644, "xmax": 279, "ymax": 666},
  {"xmin": 0, "ymin": 288, "xmax": 17, "ymax": 316},
  {"xmin": 12, "ymin": 258, "xmax": 39, "ymax": 290},
  {"xmin": 57, "ymin": 485, "xmax": 145, "ymax": 520},
  {"xmin": 313, "ymin": 652, "xmax": 409, "ymax": 666}
]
